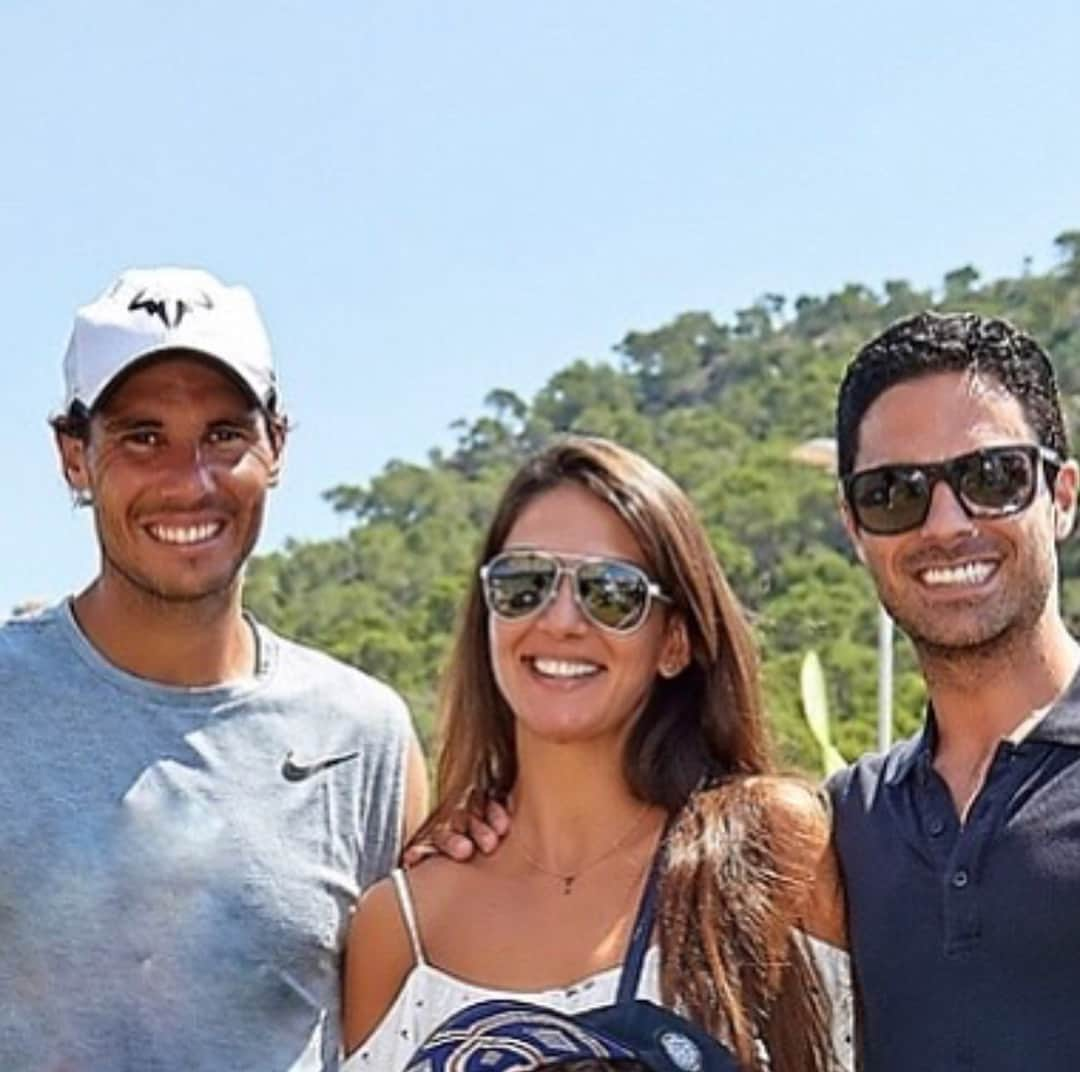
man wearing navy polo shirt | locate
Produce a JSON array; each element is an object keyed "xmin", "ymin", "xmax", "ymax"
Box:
[{"xmin": 831, "ymin": 311, "xmax": 1080, "ymax": 1070}]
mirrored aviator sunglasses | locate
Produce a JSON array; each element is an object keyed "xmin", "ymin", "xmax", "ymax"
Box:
[
  {"xmin": 479, "ymin": 550, "xmax": 672, "ymax": 634},
  {"xmin": 844, "ymin": 443, "xmax": 1062, "ymax": 536}
]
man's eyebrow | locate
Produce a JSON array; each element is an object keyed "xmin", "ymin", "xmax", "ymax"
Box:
[
  {"xmin": 99, "ymin": 416, "xmax": 163, "ymax": 433},
  {"xmin": 209, "ymin": 413, "xmax": 261, "ymax": 429}
]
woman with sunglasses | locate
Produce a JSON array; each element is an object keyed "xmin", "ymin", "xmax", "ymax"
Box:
[{"xmin": 342, "ymin": 436, "xmax": 848, "ymax": 1072}]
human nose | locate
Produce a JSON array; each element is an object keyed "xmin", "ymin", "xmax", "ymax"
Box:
[
  {"xmin": 156, "ymin": 441, "xmax": 217, "ymax": 502},
  {"xmin": 918, "ymin": 477, "xmax": 976, "ymax": 541},
  {"xmin": 536, "ymin": 568, "xmax": 588, "ymax": 633}
]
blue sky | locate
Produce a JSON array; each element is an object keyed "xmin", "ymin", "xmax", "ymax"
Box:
[{"xmin": 2, "ymin": 0, "xmax": 1078, "ymax": 613}]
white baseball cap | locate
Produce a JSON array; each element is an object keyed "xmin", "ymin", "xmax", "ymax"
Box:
[{"xmin": 61, "ymin": 267, "xmax": 279, "ymax": 414}]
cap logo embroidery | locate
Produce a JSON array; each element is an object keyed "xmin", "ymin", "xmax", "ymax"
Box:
[
  {"xmin": 128, "ymin": 287, "xmax": 214, "ymax": 329},
  {"xmin": 660, "ymin": 1030, "xmax": 703, "ymax": 1071}
]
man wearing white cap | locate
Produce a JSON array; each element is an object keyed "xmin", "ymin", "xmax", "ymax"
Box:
[{"xmin": 0, "ymin": 267, "xmax": 427, "ymax": 1070}]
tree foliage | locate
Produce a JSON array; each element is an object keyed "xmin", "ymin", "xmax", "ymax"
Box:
[{"xmin": 245, "ymin": 234, "xmax": 1080, "ymax": 771}]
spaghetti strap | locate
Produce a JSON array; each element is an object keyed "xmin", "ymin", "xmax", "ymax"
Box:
[
  {"xmin": 390, "ymin": 868, "xmax": 427, "ymax": 966},
  {"xmin": 615, "ymin": 837, "xmax": 666, "ymax": 1003}
]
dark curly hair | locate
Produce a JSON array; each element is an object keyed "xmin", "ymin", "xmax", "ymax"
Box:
[{"xmin": 836, "ymin": 311, "xmax": 1069, "ymax": 478}]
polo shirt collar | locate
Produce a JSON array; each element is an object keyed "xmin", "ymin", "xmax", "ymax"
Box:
[
  {"xmin": 1028, "ymin": 666, "xmax": 1080, "ymax": 747},
  {"xmin": 884, "ymin": 716, "xmax": 936, "ymax": 786},
  {"xmin": 886, "ymin": 665, "xmax": 1080, "ymax": 787}
]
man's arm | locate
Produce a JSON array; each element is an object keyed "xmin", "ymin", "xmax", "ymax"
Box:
[
  {"xmin": 401, "ymin": 734, "xmax": 430, "ymax": 846},
  {"xmin": 401, "ymin": 792, "xmax": 510, "ymax": 865}
]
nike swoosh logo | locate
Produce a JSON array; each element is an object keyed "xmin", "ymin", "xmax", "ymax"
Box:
[{"xmin": 281, "ymin": 749, "xmax": 360, "ymax": 782}]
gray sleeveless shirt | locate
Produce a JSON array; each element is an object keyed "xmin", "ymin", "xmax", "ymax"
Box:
[{"xmin": 0, "ymin": 601, "xmax": 412, "ymax": 1071}]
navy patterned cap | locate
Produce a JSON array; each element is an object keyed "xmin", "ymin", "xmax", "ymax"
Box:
[
  {"xmin": 404, "ymin": 1001, "xmax": 633, "ymax": 1070},
  {"xmin": 404, "ymin": 997, "xmax": 735, "ymax": 1072}
]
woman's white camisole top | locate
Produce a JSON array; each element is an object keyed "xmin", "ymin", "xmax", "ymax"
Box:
[
  {"xmin": 343, "ymin": 869, "xmax": 853, "ymax": 1071},
  {"xmin": 342, "ymin": 868, "xmax": 661, "ymax": 1070}
]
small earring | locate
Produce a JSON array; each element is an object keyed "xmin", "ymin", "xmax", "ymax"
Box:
[
  {"xmin": 659, "ymin": 662, "xmax": 680, "ymax": 679},
  {"xmin": 1056, "ymin": 506, "xmax": 1074, "ymax": 540},
  {"xmin": 72, "ymin": 487, "xmax": 93, "ymax": 508}
]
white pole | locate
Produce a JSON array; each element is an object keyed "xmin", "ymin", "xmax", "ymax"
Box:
[{"xmin": 877, "ymin": 603, "xmax": 894, "ymax": 751}]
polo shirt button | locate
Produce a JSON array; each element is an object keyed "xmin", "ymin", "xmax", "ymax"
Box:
[
  {"xmin": 952, "ymin": 869, "xmax": 970, "ymax": 889},
  {"xmin": 928, "ymin": 818, "xmax": 946, "ymax": 837}
]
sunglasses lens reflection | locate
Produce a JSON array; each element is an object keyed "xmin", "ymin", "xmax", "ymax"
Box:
[
  {"xmin": 484, "ymin": 554, "xmax": 558, "ymax": 618},
  {"xmin": 851, "ymin": 469, "xmax": 929, "ymax": 534},
  {"xmin": 577, "ymin": 560, "xmax": 650, "ymax": 630},
  {"xmin": 958, "ymin": 450, "xmax": 1036, "ymax": 511}
]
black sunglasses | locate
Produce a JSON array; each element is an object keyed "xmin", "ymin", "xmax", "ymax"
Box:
[
  {"xmin": 844, "ymin": 443, "xmax": 1062, "ymax": 536},
  {"xmin": 480, "ymin": 550, "xmax": 671, "ymax": 634}
]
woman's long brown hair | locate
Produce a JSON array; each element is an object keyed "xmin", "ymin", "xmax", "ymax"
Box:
[{"xmin": 411, "ymin": 436, "xmax": 833, "ymax": 1072}]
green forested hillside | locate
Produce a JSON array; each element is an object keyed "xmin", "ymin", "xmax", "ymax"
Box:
[{"xmin": 245, "ymin": 232, "xmax": 1080, "ymax": 771}]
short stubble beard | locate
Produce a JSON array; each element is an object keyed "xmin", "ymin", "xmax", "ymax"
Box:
[{"xmin": 893, "ymin": 559, "xmax": 1056, "ymax": 687}]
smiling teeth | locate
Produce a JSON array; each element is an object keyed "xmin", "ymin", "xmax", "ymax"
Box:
[
  {"xmin": 921, "ymin": 562, "xmax": 995, "ymax": 587},
  {"xmin": 532, "ymin": 658, "xmax": 600, "ymax": 678},
  {"xmin": 148, "ymin": 523, "xmax": 222, "ymax": 545}
]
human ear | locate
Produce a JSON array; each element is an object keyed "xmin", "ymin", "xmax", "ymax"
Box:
[
  {"xmin": 1051, "ymin": 459, "xmax": 1079, "ymax": 541},
  {"xmin": 55, "ymin": 431, "xmax": 90, "ymax": 495},
  {"xmin": 657, "ymin": 616, "xmax": 691, "ymax": 679},
  {"xmin": 266, "ymin": 417, "xmax": 287, "ymax": 488}
]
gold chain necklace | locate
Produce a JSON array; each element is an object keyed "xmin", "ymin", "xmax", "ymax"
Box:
[{"xmin": 514, "ymin": 802, "xmax": 654, "ymax": 895}]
